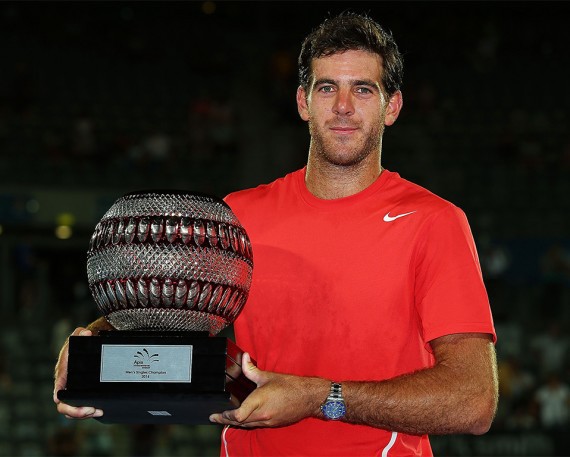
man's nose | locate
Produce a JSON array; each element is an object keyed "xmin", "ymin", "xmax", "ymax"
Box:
[{"xmin": 332, "ymin": 90, "xmax": 354, "ymax": 116}]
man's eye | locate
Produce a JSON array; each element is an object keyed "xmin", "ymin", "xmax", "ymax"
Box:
[
  {"xmin": 319, "ymin": 86, "xmax": 334, "ymax": 93},
  {"xmin": 356, "ymin": 87, "xmax": 373, "ymax": 94}
]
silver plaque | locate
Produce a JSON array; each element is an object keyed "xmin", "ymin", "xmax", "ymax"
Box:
[{"xmin": 100, "ymin": 344, "xmax": 192, "ymax": 383}]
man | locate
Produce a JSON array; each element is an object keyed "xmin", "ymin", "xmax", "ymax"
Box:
[{"xmin": 54, "ymin": 12, "xmax": 498, "ymax": 456}]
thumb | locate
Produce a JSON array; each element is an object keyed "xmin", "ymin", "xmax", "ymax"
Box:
[{"xmin": 242, "ymin": 352, "xmax": 267, "ymax": 387}]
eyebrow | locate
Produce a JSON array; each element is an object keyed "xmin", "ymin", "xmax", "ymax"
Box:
[{"xmin": 312, "ymin": 78, "xmax": 381, "ymax": 91}]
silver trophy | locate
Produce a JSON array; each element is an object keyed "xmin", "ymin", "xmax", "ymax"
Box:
[
  {"xmin": 58, "ymin": 190, "xmax": 256, "ymax": 424},
  {"xmin": 87, "ymin": 190, "xmax": 253, "ymax": 334}
]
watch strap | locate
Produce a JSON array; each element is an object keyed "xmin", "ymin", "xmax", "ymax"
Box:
[{"xmin": 326, "ymin": 382, "xmax": 343, "ymax": 402}]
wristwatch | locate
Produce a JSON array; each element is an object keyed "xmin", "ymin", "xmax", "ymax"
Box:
[{"xmin": 320, "ymin": 382, "xmax": 346, "ymax": 420}]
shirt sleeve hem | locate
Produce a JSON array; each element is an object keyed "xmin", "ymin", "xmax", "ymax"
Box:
[{"xmin": 424, "ymin": 323, "xmax": 497, "ymax": 352}]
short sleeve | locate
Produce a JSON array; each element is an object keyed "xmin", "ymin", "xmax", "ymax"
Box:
[{"xmin": 414, "ymin": 205, "xmax": 496, "ymax": 348}]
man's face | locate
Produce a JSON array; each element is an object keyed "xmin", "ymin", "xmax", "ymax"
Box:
[{"xmin": 296, "ymin": 50, "xmax": 402, "ymax": 167}]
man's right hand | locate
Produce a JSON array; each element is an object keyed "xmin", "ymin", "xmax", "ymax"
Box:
[{"xmin": 53, "ymin": 327, "xmax": 104, "ymax": 419}]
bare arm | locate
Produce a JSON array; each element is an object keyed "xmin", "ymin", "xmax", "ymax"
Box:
[
  {"xmin": 53, "ymin": 316, "xmax": 115, "ymax": 419},
  {"xmin": 343, "ymin": 333, "xmax": 498, "ymax": 435},
  {"xmin": 210, "ymin": 333, "xmax": 498, "ymax": 435}
]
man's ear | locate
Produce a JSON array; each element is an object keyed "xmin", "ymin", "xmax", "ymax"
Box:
[
  {"xmin": 296, "ymin": 86, "xmax": 310, "ymax": 121},
  {"xmin": 384, "ymin": 90, "xmax": 403, "ymax": 126}
]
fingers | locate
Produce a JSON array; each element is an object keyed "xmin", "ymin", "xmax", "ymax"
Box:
[
  {"xmin": 57, "ymin": 402, "xmax": 103, "ymax": 420},
  {"xmin": 53, "ymin": 378, "xmax": 66, "ymax": 404},
  {"xmin": 53, "ymin": 350, "xmax": 70, "ymax": 404},
  {"xmin": 209, "ymin": 411, "xmax": 231, "ymax": 425},
  {"xmin": 210, "ymin": 406, "xmax": 273, "ymax": 428},
  {"xmin": 209, "ymin": 385, "xmax": 262, "ymax": 426},
  {"xmin": 242, "ymin": 353, "xmax": 267, "ymax": 387},
  {"xmin": 209, "ymin": 408, "xmax": 257, "ymax": 427},
  {"xmin": 209, "ymin": 353, "xmax": 271, "ymax": 426},
  {"xmin": 209, "ymin": 414, "xmax": 265, "ymax": 428},
  {"xmin": 54, "ymin": 327, "xmax": 102, "ymax": 419},
  {"xmin": 53, "ymin": 327, "xmax": 92, "ymax": 404},
  {"xmin": 210, "ymin": 396, "xmax": 258, "ymax": 425}
]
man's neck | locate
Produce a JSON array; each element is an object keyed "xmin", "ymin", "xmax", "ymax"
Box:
[{"xmin": 305, "ymin": 159, "xmax": 383, "ymax": 200}]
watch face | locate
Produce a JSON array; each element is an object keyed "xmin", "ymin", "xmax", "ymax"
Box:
[{"xmin": 322, "ymin": 401, "xmax": 346, "ymax": 420}]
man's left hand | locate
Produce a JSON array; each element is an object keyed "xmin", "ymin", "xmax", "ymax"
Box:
[{"xmin": 209, "ymin": 353, "xmax": 328, "ymax": 428}]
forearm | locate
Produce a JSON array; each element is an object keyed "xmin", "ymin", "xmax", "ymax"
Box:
[
  {"xmin": 336, "ymin": 335, "xmax": 498, "ymax": 435},
  {"xmin": 343, "ymin": 365, "xmax": 494, "ymax": 435}
]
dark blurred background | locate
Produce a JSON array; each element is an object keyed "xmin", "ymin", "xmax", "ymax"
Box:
[{"xmin": 0, "ymin": 1, "xmax": 569, "ymax": 456}]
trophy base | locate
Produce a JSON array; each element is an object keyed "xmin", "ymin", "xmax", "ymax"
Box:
[
  {"xmin": 57, "ymin": 331, "xmax": 255, "ymax": 424},
  {"xmin": 58, "ymin": 391, "xmax": 241, "ymax": 424}
]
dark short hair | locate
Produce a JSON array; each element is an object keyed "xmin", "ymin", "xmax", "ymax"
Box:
[{"xmin": 298, "ymin": 12, "xmax": 403, "ymax": 96}]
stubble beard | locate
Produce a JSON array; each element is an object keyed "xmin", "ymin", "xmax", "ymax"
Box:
[{"xmin": 308, "ymin": 118, "xmax": 385, "ymax": 168}]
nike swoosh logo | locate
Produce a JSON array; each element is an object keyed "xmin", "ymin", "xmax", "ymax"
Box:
[{"xmin": 383, "ymin": 211, "xmax": 416, "ymax": 222}]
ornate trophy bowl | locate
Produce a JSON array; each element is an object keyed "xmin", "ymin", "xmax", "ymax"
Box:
[
  {"xmin": 86, "ymin": 190, "xmax": 253, "ymax": 335},
  {"xmin": 58, "ymin": 190, "xmax": 256, "ymax": 425}
]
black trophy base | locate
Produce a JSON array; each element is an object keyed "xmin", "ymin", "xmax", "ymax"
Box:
[{"xmin": 57, "ymin": 331, "xmax": 255, "ymax": 424}]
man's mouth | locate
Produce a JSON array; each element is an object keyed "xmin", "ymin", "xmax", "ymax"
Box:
[{"xmin": 330, "ymin": 126, "xmax": 358, "ymax": 134}]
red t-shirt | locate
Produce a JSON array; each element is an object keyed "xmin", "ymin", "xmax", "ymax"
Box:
[{"xmin": 222, "ymin": 168, "xmax": 495, "ymax": 456}]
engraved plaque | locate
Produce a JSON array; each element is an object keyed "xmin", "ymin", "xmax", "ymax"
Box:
[{"xmin": 100, "ymin": 345, "xmax": 192, "ymax": 383}]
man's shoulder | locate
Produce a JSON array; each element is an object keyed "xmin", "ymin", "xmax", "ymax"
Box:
[{"xmin": 387, "ymin": 171, "xmax": 457, "ymax": 213}]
